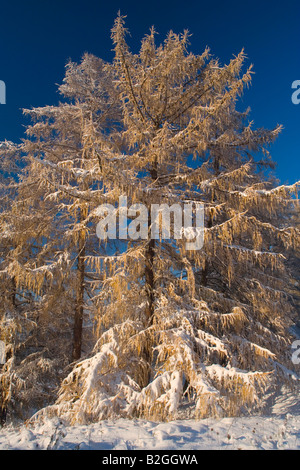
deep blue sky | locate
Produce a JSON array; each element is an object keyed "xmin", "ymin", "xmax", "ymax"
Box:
[{"xmin": 0, "ymin": 0, "xmax": 299, "ymax": 184}]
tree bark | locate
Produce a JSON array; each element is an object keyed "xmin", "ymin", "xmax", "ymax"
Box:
[
  {"xmin": 72, "ymin": 235, "xmax": 85, "ymax": 362},
  {"xmin": 201, "ymin": 157, "xmax": 220, "ymax": 287},
  {"xmin": 145, "ymin": 160, "xmax": 158, "ymax": 325},
  {"xmin": 142, "ymin": 161, "xmax": 158, "ymax": 383},
  {"xmin": 145, "ymin": 237, "xmax": 155, "ymax": 324}
]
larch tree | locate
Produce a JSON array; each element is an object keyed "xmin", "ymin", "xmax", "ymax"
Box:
[
  {"xmin": 0, "ymin": 137, "xmax": 76, "ymax": 421},
  {"xmin": 0, "ymin": 54, "xmax": 122, "ymax": 421},
  {"xmin": 0, "ymin": 16, "xmax": 299, "ymax": 425},
  {"xmin": 27, "ymin": 16, "xmax": 299, "ymax": 424},
  {"xmin": 0, "ymin": 142, "xmax": 22, "ymax": 423}
]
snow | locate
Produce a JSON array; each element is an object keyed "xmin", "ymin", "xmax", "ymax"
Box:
[{"xmin": 0, "ymin": 389, "xmax": 299, "ymax": 450}]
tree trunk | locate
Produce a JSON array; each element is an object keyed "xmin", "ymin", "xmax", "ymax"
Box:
[
  {"xmin": 145, "ymin": 159, "xmax": 158, "ymax": 325},
  {"xmin": 201, "ymin": 157, "xmax": 220, "ymax": 287},
  {"xmin": 142, "ymin": 160, "xmax": 158, "ymax": 383},
  {"xmin": 145, "ymin": 237, "xmax": 155, "ymax": 324},
  {"xmin": 72, "ymin": 235, "xmax": 85, "ymax": 362},
  {"xmin": 10, "ymin": 276, "xmax": 16, "ymax": 308}
]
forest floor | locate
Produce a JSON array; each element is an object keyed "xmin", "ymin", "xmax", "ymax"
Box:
[{"xmin": 0, "ymin": 387, "xmax": 299, "ymax": 450}]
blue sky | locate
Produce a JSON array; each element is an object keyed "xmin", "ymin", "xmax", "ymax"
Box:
[{"xmin": 0, "ymin": 0, "xmax": 299, "ymax": 184}]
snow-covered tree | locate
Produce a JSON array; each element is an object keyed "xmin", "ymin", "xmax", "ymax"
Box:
[
  {"xmin": 0, "ymin": 137, "xmax": 75, "ymax": 421},
  {"xmin": 25, "ymin": 16, "xmax": 299, "ymax": 424},
  {"xmin": 0, "ymin": 54, "xmax": 122, "ymax": 421},
  {"xmin": 0, "ymin": 15, "xmax": 299, "ymax": 425}
]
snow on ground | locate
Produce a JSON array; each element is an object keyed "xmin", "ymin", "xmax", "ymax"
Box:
[{"xmin": 0, "ymin": 389, "xmax": 299, "ymax": 450}]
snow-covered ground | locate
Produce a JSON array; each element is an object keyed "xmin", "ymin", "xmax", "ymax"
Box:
[{"xmin": 0, "ymin": 389, "xmax": 299, "ymax": 450}]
